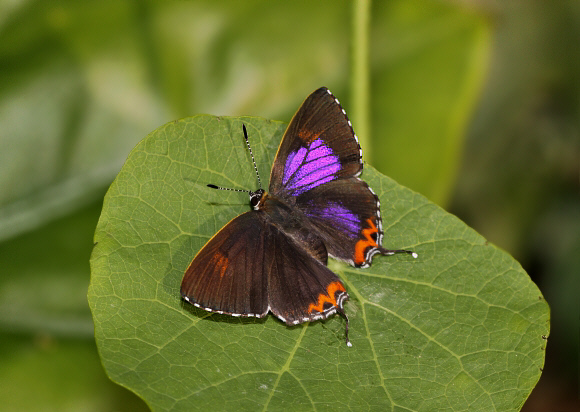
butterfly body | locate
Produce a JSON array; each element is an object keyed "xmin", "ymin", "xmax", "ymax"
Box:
[
  {"xmin": 257, "ymin": 192, "xmax": 329, "ymax": 264},
  {"xmin": 181, "ymin": 87, "xmax": 416, "ymax": 345}
]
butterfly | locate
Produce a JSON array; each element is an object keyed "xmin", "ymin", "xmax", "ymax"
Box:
[{"xmin": 181, "ymin": 87, "xmax": 417, "ymax": 346}]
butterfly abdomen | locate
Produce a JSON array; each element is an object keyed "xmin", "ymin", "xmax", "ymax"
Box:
[{"xmin": 260, "ymin": 193, "xmax": 328, "ymax": 264}]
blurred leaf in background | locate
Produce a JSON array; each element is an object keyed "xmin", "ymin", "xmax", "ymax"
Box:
[
  {"xmin": 370, "ymin": 0, "xmax": 491, "ymax": 206},
  {"xmin": 0, "ymin": 200, "xmax": 149, "ymax": 410},
  {"xmin": 0, "ymin": 0, "xmax": 577, "ymax": 410}
]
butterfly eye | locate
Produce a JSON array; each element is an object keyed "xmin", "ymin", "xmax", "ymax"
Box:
[{"xmin": 249, "ymin": 189, "xmax": 265, "ymax": 209}]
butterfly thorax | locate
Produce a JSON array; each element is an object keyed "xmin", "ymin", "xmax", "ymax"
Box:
[
  {"xmin": 255, "ymin": 192, "xmax": 295, "ymax": 223},
  {"xmin": 254, "ymin": 192, "xmax": 328, "ymax": 264}
]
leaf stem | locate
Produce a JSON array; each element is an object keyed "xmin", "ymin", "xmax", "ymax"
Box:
[{"xmin": 351, "ymin": 0, "xmax": 371, "ymax": 164}]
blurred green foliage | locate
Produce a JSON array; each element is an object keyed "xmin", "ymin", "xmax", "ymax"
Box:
[{"xmin": 0, "ymin": 0, "xmax": 577, "ymax": 410}]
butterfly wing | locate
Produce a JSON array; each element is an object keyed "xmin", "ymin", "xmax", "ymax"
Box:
[
  {"xmin": 294, "ymin": 178, "xmax": 391, "ymax": 268},
  {"xmin": 269, "ymin": 87, "xmax": 362, "ymax": 197},
  {"xmin": 181, "ymin": 208, "xmax": 349, "ymax": 325},
  {"xmin": 181, "ymin": 211, "xmax": 269, "ymax": 318},
  {"xmin": 264, "ymin": 221, "xmax": 349, "ymax": 325},
  {"xmin": 269, "ymin": 87, "xmax": 403, "ymax": 267}
]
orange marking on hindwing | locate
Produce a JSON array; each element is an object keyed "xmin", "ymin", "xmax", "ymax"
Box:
[
  {"xmin": 354, "ymin": 218, "xmax": 379, "ymax": 265},
  {"xmin": 308, "ymin": 281, "xmax": 346, "ymax": 314},
  {"xmin": 210, "ymin": 251, "xmax": 229, "ymax": 278}
]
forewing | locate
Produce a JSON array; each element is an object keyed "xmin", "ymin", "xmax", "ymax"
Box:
[
  {"xmin": 267, "ymin": 87, "xmax": 406, "ymax": 268},
  {"xmin": 269, "ymin": 87, "xmax": 362, "ymax": 197},
  {"xmin": 181, "ymin": 211, "xmax": 269, "ymax": 318}
]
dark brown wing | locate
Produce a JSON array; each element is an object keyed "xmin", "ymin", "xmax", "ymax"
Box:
[
  {"xmin": 181, "ymin": 208, "xmax": 349, "ymax": 326},
  {"xmin": 181, "ymin": 211, "xmax": 270, "ymax": 318},
  {"xmin": 264, "ymin": 222, "xmax": 349, "ymax": 326},
  {"xmin": 268, "ymin": 87, "xmax": 362, "ymax": 197}
]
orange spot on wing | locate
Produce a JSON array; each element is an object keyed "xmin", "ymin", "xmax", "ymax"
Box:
[
  {"xmin": 308, "ymin": 281, "xmax": 346, "ymax": 314},
  {"xmin": 210, "ymin": 251, "xmax": 229, "ymax": 278},
  {"xmin": 298, "ymin": 129, "xmax": 321, "ymax": 143},
  {"xmin": 354, "ymin": 218, "xmax": 379, "ymax": 265}
]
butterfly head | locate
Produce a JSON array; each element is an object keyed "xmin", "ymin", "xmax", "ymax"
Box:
[{"xmin": 249, "ymin": 188, "xmax": 265, "ymax": 210}]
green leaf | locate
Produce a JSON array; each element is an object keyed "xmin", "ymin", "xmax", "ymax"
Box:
[{"xmin": 89, "ymin": 116, "xmax": 548, "ymax": 411}]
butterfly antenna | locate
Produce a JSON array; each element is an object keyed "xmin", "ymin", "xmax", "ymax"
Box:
[
  {"xmin": 206, "ymin": 184, "xmax": 249, "ymax": 193},
  {"xmin": 242, "ymin": 124, "xmax": 262, "ymax": 190}
]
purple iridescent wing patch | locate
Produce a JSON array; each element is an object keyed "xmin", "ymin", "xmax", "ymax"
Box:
[
  {"xmin": 304, "ymin": 201, "xmax": 360, "ymax": 235},
  {"xmin": 282, "ymin": 138, "xmax": 341, "ymax": 196}
]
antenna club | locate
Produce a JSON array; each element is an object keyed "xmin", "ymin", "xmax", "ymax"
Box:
[{"xmin": 206, "ymin": 184, "xmax": 249, "ymax": 193}]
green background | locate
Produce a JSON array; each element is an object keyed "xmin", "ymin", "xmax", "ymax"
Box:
[{"xmin": 0, "ymin": 0, "xmax": 577, "ymax": 410}]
